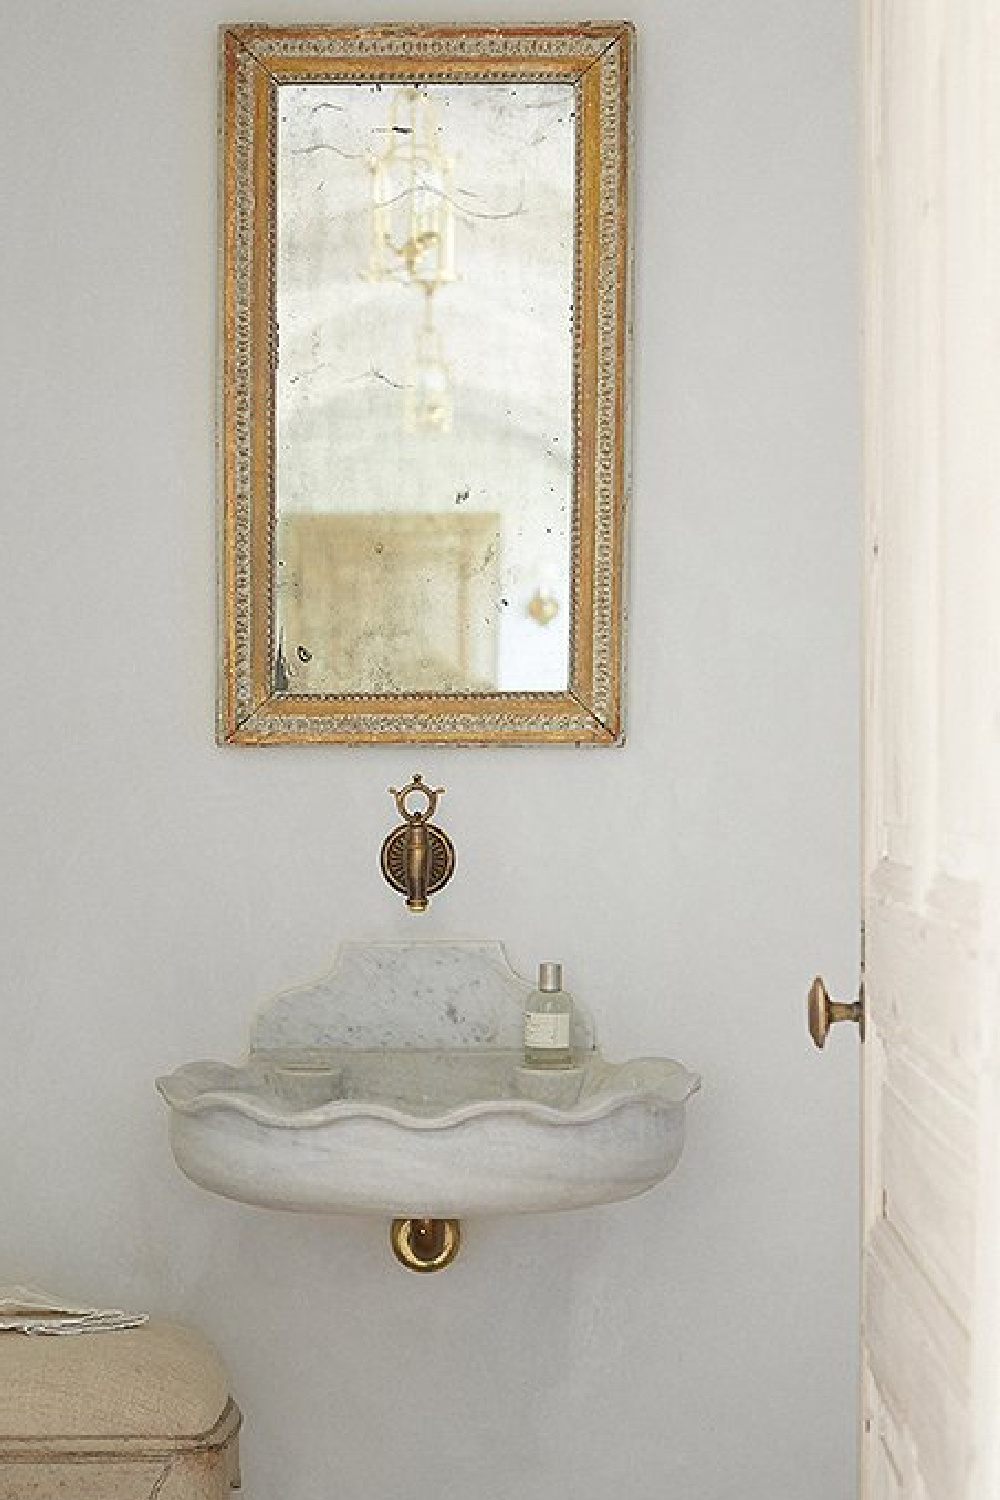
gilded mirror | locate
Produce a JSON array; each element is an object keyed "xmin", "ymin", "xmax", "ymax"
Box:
[{"xmin": 219, "ymin": 23, "xmax": 632, "ymax": 743}]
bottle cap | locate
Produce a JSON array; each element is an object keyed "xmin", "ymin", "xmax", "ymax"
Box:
[{"xmin": 538, "ymin": 962, "xmax": 562, "ymax": 993}]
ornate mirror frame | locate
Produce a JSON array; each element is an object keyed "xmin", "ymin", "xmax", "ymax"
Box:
[{"xmin": 219, "ymin": 22, "xmax": 632, "ymax": 745}]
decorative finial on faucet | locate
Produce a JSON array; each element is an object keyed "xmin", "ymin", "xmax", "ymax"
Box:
[{"xmin": 380, "ymin": 773, "xmax": 456, "ymax": 912}]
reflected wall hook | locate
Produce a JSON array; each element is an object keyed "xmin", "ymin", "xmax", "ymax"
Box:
[{"xmin": 380, "ymin": 774, "xmax": 456, "ymax": 912}]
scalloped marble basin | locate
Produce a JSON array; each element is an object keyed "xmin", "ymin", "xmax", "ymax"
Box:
[{"xmin": 157, "ymin": 942, "xmax": 699, "ymax": 1218}]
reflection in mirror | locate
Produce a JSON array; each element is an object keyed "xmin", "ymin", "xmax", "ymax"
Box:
[
  {"xmin": 275, "ymin": 82, "xmax": 575, "ymax": 695},
  {"xmin": 220, "ymin": 24, "xmax": 631, "ymax": 743}
]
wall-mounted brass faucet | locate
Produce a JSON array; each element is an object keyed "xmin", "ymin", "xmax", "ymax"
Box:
[{"xmin": 380, "ymin": 774, "xmax": 456, "ymax": 912}]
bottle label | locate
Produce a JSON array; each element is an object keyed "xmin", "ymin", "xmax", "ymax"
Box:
[{"xmin": 524, "ymin": 1012, "xmax": 571, "ymax": 1049}]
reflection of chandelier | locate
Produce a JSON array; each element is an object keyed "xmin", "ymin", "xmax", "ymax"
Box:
[
  {"xmin": 406, "ymin": 311, "xmax": 452, "ymax": 433},
  {"xmin": 366, "ymin": 88, "xmax": 456, "ymax": 292}
]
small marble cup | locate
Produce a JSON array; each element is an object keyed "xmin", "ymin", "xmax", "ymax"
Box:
[
  {"xmin": 271, "ymin": 1059, "xmax": 344, "ymax": 1109},
  {"xmin": 513, "ymin": 1063, "xmax": 584, "ymax": 1109}
]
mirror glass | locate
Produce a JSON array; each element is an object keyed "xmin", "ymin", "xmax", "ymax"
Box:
[
  {"xmin": 275, "ymin": 82, "xmax": 575, "ymax": 695},
  {"xmin": 220, "ymin": 23, "xmax": 631, "ymax": 744}
]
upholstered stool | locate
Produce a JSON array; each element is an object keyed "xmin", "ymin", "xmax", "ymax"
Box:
[{"xmin": 0, "ymin": 1320, "xmax": 241, "ymax": 1500}]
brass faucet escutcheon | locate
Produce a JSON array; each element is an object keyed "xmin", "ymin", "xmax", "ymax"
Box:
[{"xmin": 380, "ymin": 774, "xmax": 456, "ymax": 912}]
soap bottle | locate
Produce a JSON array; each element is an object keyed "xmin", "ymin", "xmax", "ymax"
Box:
[{"xmin": 523, "ymin": 962, "xmax": 574, "ymax": 1068}]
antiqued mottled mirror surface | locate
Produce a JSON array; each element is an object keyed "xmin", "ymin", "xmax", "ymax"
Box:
[
  {"xmin": 220, "ymin": 24, "xmax": 631, "ymax": 743},
  {"xmin": 275, "ymin": 82, "xmax": 575, "ymax": 696}
]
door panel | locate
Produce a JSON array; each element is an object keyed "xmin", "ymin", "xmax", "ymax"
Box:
[{"xmin": 862, "ymin": 1, "xmax": 1000, "ymax": 1495}]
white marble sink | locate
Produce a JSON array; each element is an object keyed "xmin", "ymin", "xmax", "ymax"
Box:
[{"xmin": 157, "ymin": 941, "xmax": 699, "ymax": 1218}]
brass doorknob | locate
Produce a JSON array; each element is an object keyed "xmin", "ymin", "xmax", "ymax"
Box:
[{"xmin": 808, "ymin": 976, "xmax": 864, "ymax": 1049}]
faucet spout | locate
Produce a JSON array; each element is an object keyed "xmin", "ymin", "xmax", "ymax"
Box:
[{"xmin": 404, "ymin": 819, "xmax": 430, "ymax": 911}]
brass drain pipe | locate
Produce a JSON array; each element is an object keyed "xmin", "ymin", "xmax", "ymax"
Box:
[{"xmin": 390, "ymin": 1217, "xmax": 461, "ymax": 1272}]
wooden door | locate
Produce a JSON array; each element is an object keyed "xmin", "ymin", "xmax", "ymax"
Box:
[{"xmin": 859, "ymin": 1, "xmax": 1000, "ymax": 1495}]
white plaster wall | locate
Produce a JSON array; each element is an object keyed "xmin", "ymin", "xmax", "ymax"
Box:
[{"xmin": 0, "ymin": 3, "xmax": 859, "ymax": 1498}]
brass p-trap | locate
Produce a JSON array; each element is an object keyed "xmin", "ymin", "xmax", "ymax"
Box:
[{"xmin": 390, "ymin": 1217, "xmax": 461, "ymax": 1273}]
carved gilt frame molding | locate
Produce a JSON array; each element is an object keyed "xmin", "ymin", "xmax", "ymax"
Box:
[{"xmin": 219, "ymin": 22, "xmax": 633, "ymax": 744}]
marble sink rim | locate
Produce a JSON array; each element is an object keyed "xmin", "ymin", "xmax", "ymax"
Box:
[{"xmin": 156, "ymin": 1052, "xmax": 701, "ymax": 1134}]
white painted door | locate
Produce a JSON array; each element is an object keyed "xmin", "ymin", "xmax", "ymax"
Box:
[{"xmin": 858, "ymin": 2, "xmax": 1000, "ymax": 1495}]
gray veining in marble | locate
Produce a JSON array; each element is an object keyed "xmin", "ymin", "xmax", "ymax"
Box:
[{"xmin": 251, "ymin": 940, "xmax": 595, "ymax": 1054}]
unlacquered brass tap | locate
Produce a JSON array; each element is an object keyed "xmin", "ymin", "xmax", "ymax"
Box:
[{"xmin": 380, "ymin": 774, "xmax": 456, "ymax": 912}]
